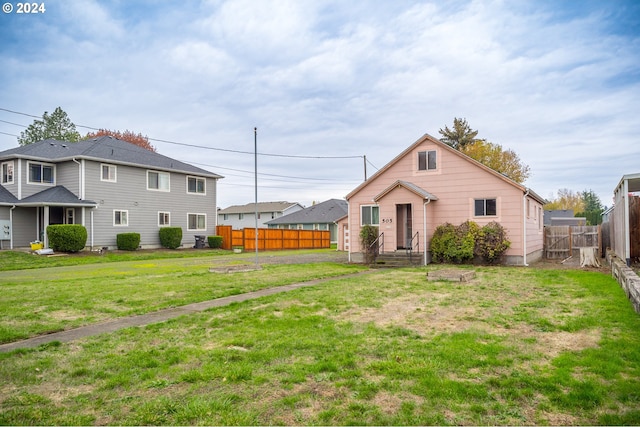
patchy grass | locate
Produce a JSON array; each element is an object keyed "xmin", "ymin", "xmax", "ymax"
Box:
[
  {"xmin": 0, "ymin": 259, "xmax": 365, "ymax": 343},
  {"xmin": 1, "ymin": 263, "xmax": 639, "ymax": 425}
]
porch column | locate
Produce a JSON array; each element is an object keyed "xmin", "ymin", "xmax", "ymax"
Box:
[{"xmin": 43, "ymin": 206, "xmax": 50, "ymax": 248}]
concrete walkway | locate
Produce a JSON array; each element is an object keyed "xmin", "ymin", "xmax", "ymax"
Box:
[{"xmin": 0, "ymin": 270, "xmax": 370, "ymax": 353}]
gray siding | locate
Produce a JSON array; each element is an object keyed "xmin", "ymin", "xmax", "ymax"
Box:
[
  {"xmin": 11, "ymin": 207, "xmax": 38, "ymax": 246},
  {"xmin": 84, "ymin": 161, "xmax": 218, "ymax": 249}
]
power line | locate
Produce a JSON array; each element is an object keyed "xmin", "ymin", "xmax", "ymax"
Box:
[{"xmin": 0, "ymin": 107, "xmax": 364, "ymax": 160}]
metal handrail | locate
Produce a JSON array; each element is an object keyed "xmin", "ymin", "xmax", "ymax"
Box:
[
  {"xmin": 368, "ymin": 232, "xmax": 384, "ymax": 262},
  {"xmin": 407, "ymin": 231, "xmax": 419, "ymax": 261}
]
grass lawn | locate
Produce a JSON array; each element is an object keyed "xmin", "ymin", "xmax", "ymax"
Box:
[{"xmin": 1, "ymin": 253, "xmax": 639, "ymax": 425}]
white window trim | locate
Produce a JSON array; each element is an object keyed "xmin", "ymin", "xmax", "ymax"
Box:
[
  {"xmin": 417, "ymin": 150, "xmax": 437, "ymax": 171},
  {"xmin": 186, "ymin": 176, "xmax": 206, "ymax": 195},
  {"xmin": 361, "ymin": 205, "xmax": 380, "ymax": 226},
  {"xmin": 27, "ymin": 161, "xmax": 55, "ymax": 185},
  {"xmin": 101, "ymin": 164, "xmax": 117, "ymax": 182},
  {"xmin": 158, "ymin": 211, "xmax": 171, "ymax": 227},
  {"xmin": 1, "ymin": 161, "xmax": 14, "ymax": 184},
  {"xmin": 113, "ymin": 209, "xmax": 129, "ymax": 226},
  {"xmin": 147, "ymin": 170, "xmax": 170, "ymax": 192},
  {"xmin": 474, "ymin": 198, "xmax": 498, "ymax": 217},
  {"xmin": 187, "ymin": 213, "xmax": 207, "ymax": 231}
]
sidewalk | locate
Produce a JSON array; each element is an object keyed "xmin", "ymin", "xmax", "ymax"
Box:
[{"xmin": 0, "ymin": 270, "xmax": 370, "ymax": 353}]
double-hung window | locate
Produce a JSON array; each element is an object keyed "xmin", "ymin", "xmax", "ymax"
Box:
[
  {"xmin": 101, "ymin": 164, "xmax": 117, "ymax": 182},
  {"xmin": 158, "ymin": 212, "xmax": 170, "ymax": 226},
  {"xmin": 1, "ymin": 161, "xmax": 14, "ymax": 184},
  {"xmin": 28, "ymin": 162, "xmax": 55, "ymax": 184},
  {"xmin": 148, "ymin": 171, "xmax": 170, "ymax": 191},
  {"xmin": 187, "ymin": 176, "xmax": 206, "ymax": 194},
  {"xmin": 361, "ymin": 205, "xmax": 380, "ymax": 226},
  {"xmin": 114, "ymin": 210, "xmax": 128, "ymax": 226},
  {"xmin": 418, "ymin": 150, "xmax": 437, "ymax": 171},
  {"xmin": 188, "ymin": 213, "xmax": 206, "ymax": 230},
  {"xmin": 474, "ymin": 199, "xmax": 497, "ymax": 216}
]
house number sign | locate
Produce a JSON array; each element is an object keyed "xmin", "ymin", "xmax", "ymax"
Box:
[{"xmin": 381, "ymin": 218, "xmax": 393, "ymax": 224}]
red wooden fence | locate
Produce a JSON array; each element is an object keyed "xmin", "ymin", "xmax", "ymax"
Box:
[{"xmin": 215, "ymin": 225, "xmax": 330, "ymax": 251}]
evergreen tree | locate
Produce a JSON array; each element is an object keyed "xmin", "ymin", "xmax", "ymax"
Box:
[
  {"xmin": 18, "ymin": 107, "xmax": 81, "ymax": 145},
  {"xmin": 438, "ymin": 117, "xmax": 478, "ymax": 149}
]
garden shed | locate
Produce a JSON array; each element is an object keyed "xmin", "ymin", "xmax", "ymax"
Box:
[{"xmin": 609, "ymin": 173, "xmax": 640, "ymax": 266}]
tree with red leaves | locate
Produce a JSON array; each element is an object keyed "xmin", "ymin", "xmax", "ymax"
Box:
[{"xmin": 84, "ymin": 129, "xmax": 156, "ymax": 152}]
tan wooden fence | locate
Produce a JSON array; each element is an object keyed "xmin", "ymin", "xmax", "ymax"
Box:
[
  {"xmin": 544, "ymin": 225, "xmax": 601, "ymax": 259},
  {"xmin": 215, "ymin": 225, "xmax": 330, "ymax": 251}
]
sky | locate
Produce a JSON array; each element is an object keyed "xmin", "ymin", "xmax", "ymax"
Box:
[{"xmin": 1, "ymin": 0, "xmax": 639, "ymax": 209}]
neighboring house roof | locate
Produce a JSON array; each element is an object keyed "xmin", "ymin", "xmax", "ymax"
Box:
[
  {"xmin": 374, "ymin": 180, "xmax": 439, "ymax": 203},
  {"xmin": 19, "ymin": 186, "xmax": 97, "ymax": 207},
  {"xmin": 543, "ymin": 209, "xmax": 574, "ymax": 226},
  {"xmin": 218, "ymin": 201, "xmax": 302, "ymax": 214},
  {"xmin": 0, "ymin": 137, "xmax": 223, "ymax": 179},
  {"xmin": 266, "ymin": 199, "xmax": 348, "ymax": 225},
  {"xmin": 346, "ymin": 133, "xmax": 547, "ymax": 204}
]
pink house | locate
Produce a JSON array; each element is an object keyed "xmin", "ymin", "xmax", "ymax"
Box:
[{"xmin": 338, "ymin": 133, "xmax": 546, "ymax": 265}]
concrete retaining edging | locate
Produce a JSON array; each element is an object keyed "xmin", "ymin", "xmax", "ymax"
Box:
[{"xmin": 608, "ymin": 252, "xmax": 640, "ymax": 313}]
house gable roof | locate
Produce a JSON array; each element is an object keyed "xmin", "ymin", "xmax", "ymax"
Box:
[
  {"xmin": 0, "ymin": 137, "xmax": 223, "ymax": 179},
  {"xmin": 218, "ymin": 201, "xmax": 302, "ymax": 214},
  {"xmin": 374, "ymin": 180, "xmax": 438, "ymax": 203},
  {"xmin": 346, "ymin": 133, "xmax": 546, "ymax": 204},
  {"xmin": 265, "ymin": 199, "xmax": 348, "ymax": 225}
]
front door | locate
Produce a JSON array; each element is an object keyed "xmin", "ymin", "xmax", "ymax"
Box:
[{"xmin": 396, "ymin": 204, "xmax": 412, "ymax": 249}]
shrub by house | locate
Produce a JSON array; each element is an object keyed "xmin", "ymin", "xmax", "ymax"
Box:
[
  {"xmin": 117, "ymin": 233, "xmax": 140, "ymax": 251},
  {"xmin": 159, "ymin": 227, "xmax": 183, "ymax": 249},
  {"xmin": 46, "ymin": 224, "xmax": 87, "ymax": 252}
]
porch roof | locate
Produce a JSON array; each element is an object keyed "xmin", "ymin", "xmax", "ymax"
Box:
[
  {"xmin": 0, "ymin": 185, "xmax": 19, "ymax": 205},
  {"xmin": 18, "ymin": 186, "xmax": 98, "ymax": 207},
  {"xmin": 374, "ymin": 180, "xmax": 439, "ymax": 202}
]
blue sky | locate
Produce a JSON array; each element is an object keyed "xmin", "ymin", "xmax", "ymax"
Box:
[{"xmin": 1, "ymin": 0, "xmax": 639, "ymax": 208}]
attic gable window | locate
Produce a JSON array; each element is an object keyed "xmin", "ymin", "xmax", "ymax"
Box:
[
  {"xmin": 148, "ymin": 170, "xmax": 170, "ymax": 192},
  {"xmin": 474, "ymin": 198, "xmax": 497, "ymax": 216},
  {"xmin": 418, "ymin": 150, "xmax": 437, "ymax": 171},
  {"xmin": 28, "ymin": 162, "xmax": 54, "ymax": 184}
]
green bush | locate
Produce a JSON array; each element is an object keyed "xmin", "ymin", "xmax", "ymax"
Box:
[
  {"xmin": 47, "ymin": 224, "xmax": 87, "ymax": 252},
  {"xmin": 430, "ymin": 221, "xmax": 479, "ymax": 264},
  {"xmin": 208, "ymin": 235, "xmax": 223, "ymax": 249},
  {"xmin": 359, "ymin": 224, "xmax": 379, "ymax": 264},
  {"xmin": 117, "ymin": 233, "xmax": 140, "ymax": 251},
  {"xmin": 475, "ymin": 221, "xmax": 511, "ymax": 264},
  {"xmin": 159, "ymin": 227, "xmax": 182, "ymax": 249}
]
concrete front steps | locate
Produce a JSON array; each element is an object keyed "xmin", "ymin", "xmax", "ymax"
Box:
[{"xmin": 372, "ymin": 251, "xmax": 424, "ymax": 267}]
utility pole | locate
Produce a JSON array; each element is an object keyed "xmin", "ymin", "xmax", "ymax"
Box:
[
  {"xmin": 363, "ymin": 155, "xmax": 367, "ymax": 181},
  {"xmin": 254, "ymin": 127, "xmax": 259, "ymax": 267}
]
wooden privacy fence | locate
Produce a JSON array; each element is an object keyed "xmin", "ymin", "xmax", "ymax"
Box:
[
  {"xmin": 216, "ymin": 225, "xmax": 330, "ymax": 251},
  {"xmin": 544, "ymin": 225, "xmax": 601, "ymax": 259}
]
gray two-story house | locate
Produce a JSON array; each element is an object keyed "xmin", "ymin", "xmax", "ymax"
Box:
[{"xmin": 0, "ymin": 136, "xmax": 222, "ymax": 250}]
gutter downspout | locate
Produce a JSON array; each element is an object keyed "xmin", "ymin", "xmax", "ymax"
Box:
[
  {"xmin": 10, "ymin": 205, "xmax": 16, "ymax": 250},
  {"xmin": 423, "ymin": 199, "xmax": 431, "ymax": 266},
  {"xmin": 523, "ymin": 189, "xmax": 530, "ymax": 266}
]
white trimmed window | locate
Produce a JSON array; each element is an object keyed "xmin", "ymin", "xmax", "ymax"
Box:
[
  {"xmin": 188, "ymin": 213, "xmax": 206, "ymax": 230},
  {"xmin": 158, "ymin": 212, "xmax": 170, "ymax": 226},
  {"xmin": 187, "ymin": 176, "xmax": 206, "ymax": 194},
  {"xmin": 147, "ymin": 170, "xmax": 170, "ymax": 191},
  {"xmin": 418, "ymin": 150, "xmax": 437, "ymax": 171},
  {"xmin": 101, "ymin": 164, "xmax": 117, "ymax": 182},
  {"xmin": 474, "ymin": 199, "xmax": 497, "ymax": 216},
  {"xmin": 1, "ymin": 161, "xmax": 14, "ymax": 184},
  {"xmin": 114, "ymin": 210, "xmax": 128, "ymax": 226},
  {"xmin": 361, "ymin": 205, "xmax": 380, "ymax": 226},
  {"xmin": 28, "ymin": 162, "xmax": 55, "ymax": 184}
]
